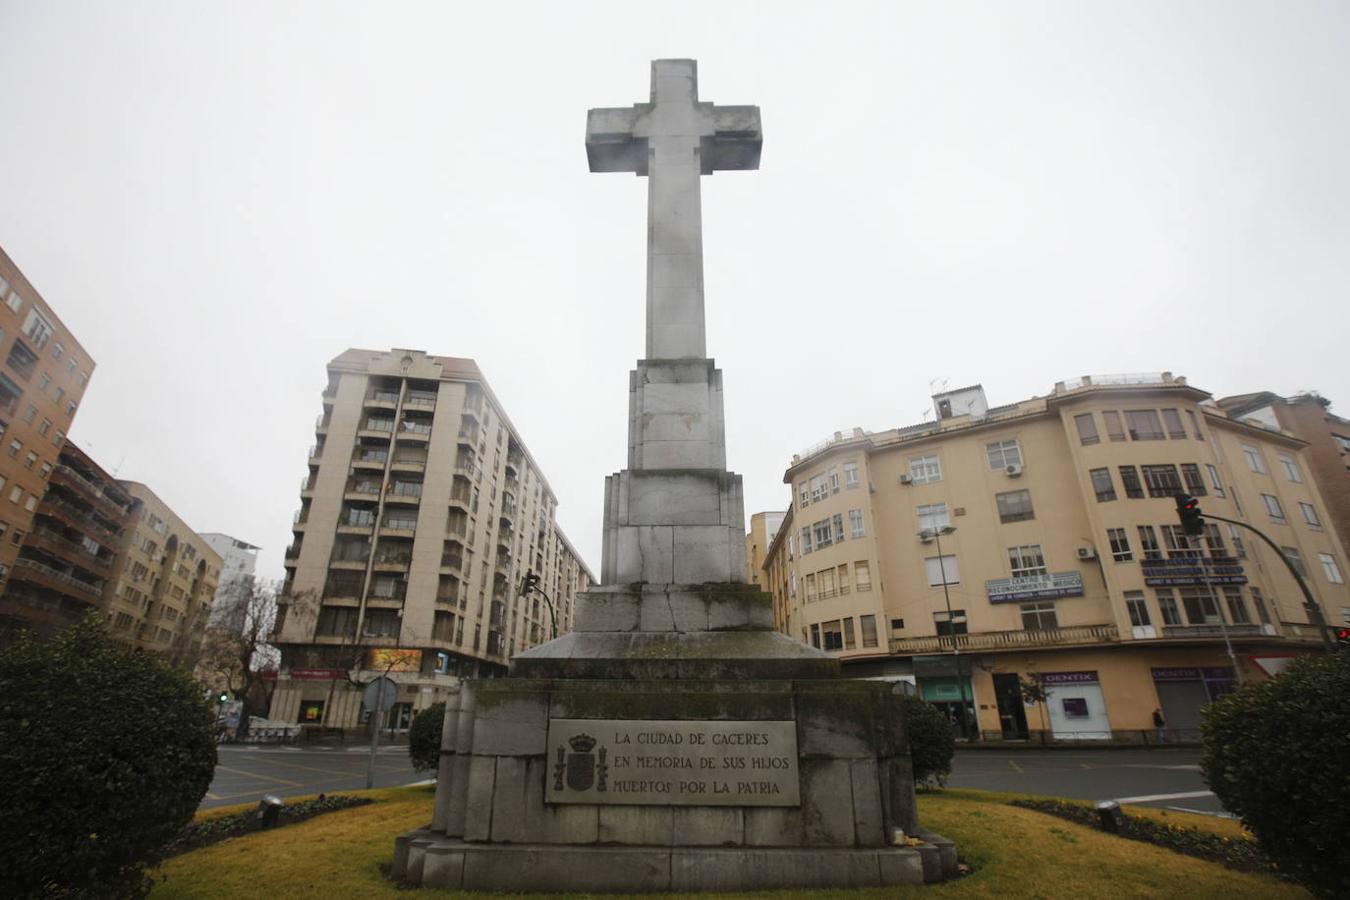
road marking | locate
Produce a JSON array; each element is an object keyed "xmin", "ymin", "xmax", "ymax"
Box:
[
  {"xmin": 214, "ymin": 765, "xmax": 301, "ymax": 787},
  {"xmin": 1007, "ymin": 759, "xmax": 1024, "ymax": 773},
  {"xmin": 1120, "ymin": 764, "xmax": 1202, "ymax": 771},
  {"xmin": 1114, "ymin": 790, "xmax": 1215, "ymax": 804},
  {"xmin": 1165, "ymin": 806, "xmax": 1236, "ymax": 819}
]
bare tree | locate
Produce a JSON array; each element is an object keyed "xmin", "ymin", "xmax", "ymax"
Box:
[{"xmin": 197, "ymin": 580, "xmax": 284, "ymax": 739}]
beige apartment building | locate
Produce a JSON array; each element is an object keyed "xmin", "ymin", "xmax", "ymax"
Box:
[
  {"xmin": 101, "ymin": 481, "xmax": 223, "ymax": 667},
  {"xmin": 272, "ymin": 348, "xmax": 593, "ymax": 731},
  {"xmin": 0, "ymin": 246, "xmax": 94, "ymax": 634},
  {"xmin": 744, "ymin": 510, "xmax": 784, "ymax": 588},
  {"xmin": 761, "ymin": 374, "xmax": 1350, "ymax": 740}
]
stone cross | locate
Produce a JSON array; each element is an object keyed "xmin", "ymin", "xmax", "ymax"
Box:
[{"xmin": 586, "ymin": 59, "xmax": 762, "ymax": 360}]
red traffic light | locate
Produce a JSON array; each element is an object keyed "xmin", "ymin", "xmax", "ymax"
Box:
[{"xmin": 1174, "ymin": 493, "xmax": 1205, "ymax": 536}]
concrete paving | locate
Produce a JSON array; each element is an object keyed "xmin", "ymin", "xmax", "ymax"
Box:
[
  {"xmin": 201, "ymin": 744, "xmax": 424, "ymax": 810},
  {"xmin": 947, "ymin": 747, "xmax": 1230, "ymax": 816}
]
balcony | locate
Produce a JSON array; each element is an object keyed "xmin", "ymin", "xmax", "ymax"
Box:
[
  {"xmin": 1160, "ymin": 624, "xmax": 1267, "ymax": 640},
  {"xmin": 386, "ymin": 482, "xmax": 423, "ymax": 505},
  {"xmin": 888, "ymin": 623, "xmax": 1120, "ymax": 655},
  {"xmin": 308, "ymin": 444, "xmax": 323, "ymax": 464},
  {"xmin": 441, "ymin": 553, "xmax": 465, "ymax": 572},
  {"xmin": 380, "ymin": 519, "xmax": 418, "ymax": 537},
  {"xmin": 366, "ymin": 390, "xmax": 400, "ymax": 410},
  {"xmin": 41, "ymin": 498, "xmax": 120, "ymax": 542},
  {"xmin": 405, "ymin": 391, "xmax": 437, "ymax": 410},
  {"xmin": 300, "ymin": 476, "xmax": 316, "ymax": 497},
  {"xmin": 315, "ymin": 413, "xmax": 331, "ymax": 433},
  {"xmin": 25, "ymin": 529, "xmax": 113, "ymax": 573},
  {"xmin": 5, "ymin": 339, "xmax": 38, "ymax": 381},
  {"xmin": 345, "ymin": 481, "xmax": 381, "ymax": 501},
  {"xmin": 373, "ymin": 550, "xmax": 412, "ymax": 571},
  {"xmin": 390, "ymin": 454, "xmax": 426, "ymax": 473},
  {"xmin": 351, "ymin": 450, "xmax": 388, "ymax": 470},
  {"xmin": 50, "ymin": 467, "xmax": 129, "ymax": 521},
  {"xmin": 11, "ymin": 558, "xmax": 104, "ymax": 598}
]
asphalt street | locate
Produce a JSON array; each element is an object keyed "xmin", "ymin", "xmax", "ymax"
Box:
[
  {"xmin": 202, "ymin": 744, "xmax": 423, "ymax": 810},
  {"xmin": 948, "ymin": 747, "xmax": 1228, "ymax": 816}
]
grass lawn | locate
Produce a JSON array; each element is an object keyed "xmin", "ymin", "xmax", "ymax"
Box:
[{"xmin": 151, "ymin": 786, "xmax": 1306, "ymax": 899}]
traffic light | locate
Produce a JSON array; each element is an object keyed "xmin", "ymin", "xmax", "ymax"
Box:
[
  {"xmin": 217, "ymin": 691, "xmax": 229, "ymax": 704},
  {"xmin": 1335, "ymin": 626, "xmax": 1350, "ymax": 649},
  {"xmin": 522, "ymin": 570, "xmax": 540, "ymax": 595},
  {"xmin": 1175, "ymin": 494, "xmax": 1205, "ymax": 536}
]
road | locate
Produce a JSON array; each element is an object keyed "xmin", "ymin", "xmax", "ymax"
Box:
[
  {"xmin": 202, "ymin": 744, "xmax": 423, "ymax": 810},
  {"xmin": 948, "ymin": 747, "xmax": 1228, "ymax": 816}
]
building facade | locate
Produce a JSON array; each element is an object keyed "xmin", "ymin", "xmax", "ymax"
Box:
[
  {"xmin": 271, "ymin": 349, "xmax": 593, "ymax": 730},
  {"xmin": 200, "ymin": 532, "xmax": 261, "ymax": 632},
  {"xmin": 0, "ymin": 246, "xmax": 94, "ymax": 623},
  {"xmin": 761, "ymin": 374, "xmax": 1350, "ymax": 740},
  {"xmin": 1218, "ymin": 392, "xmax": 1350, "ymax": 557},
  {"xmin": 744, "ymin": 510, "xmax": 785, "ymax": 588},
  {"xmin": 2, "ymin": 442, "xmax": 133, "ymax": 638},
  {"xmin": 101, "ymin": 481, "xmax": 223, "ymax": 667}
]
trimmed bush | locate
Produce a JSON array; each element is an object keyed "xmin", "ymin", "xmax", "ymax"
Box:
[
  {"xmin": 0, "ymin": 617, "xmax": 217, "ymax": 898},
  {"xmin": 408, "ymin": 702, "xmax": 445, "ymax": 773},
  {"xmin": 1202, "ymin": 650, "xmax": 1350, "ymax": 898},
  {"xmin": 899, "ymin": 693, "xmax": 955, "ymax": 787}
]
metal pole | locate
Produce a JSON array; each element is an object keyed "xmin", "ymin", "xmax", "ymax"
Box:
[
  {"xmin": 1201, "ymin": 511, "xmax": 1335, "ymax": 653},
  {"xmin": 1195, "ymin": 537, "xmax": 1243, "ymax": 684},
  {"xmin": 365, "ymin": 702, "xmax": 383, "ymax": 789},
  {"xmin": 932, "ymin": 529, "xmax": 969, "ymax": 740}
]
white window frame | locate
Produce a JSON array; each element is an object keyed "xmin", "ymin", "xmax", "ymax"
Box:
[
  {"xmin": 916, "ymin": 502, "xmax": 950, "ymax": 532},
  {"xmin": 1205, "ymin": 463, "xmax": 1225, "ymax": 497},
  {"xmin": 1261, "ymin": 493, "xmax": 1286, "ymax": 522},
  {"xmin": 1319, "ymin": 553, "xmax": 1344, "ymax": 585},
  {"xmin": 1299, "ymin": 502, "xmax": 1321, "ymax": 529},
  {"xmin": 924, "ymin": 554, "xmax": 959, "ymax": 586},
  {"xmin": 843, "ymin": 462, "xmax": 860, "ymax": 489},
  {"xmin": 909, "ymin": 454, "xmax": 942, "ymax": 485},
  {"xmin": 1242, "ymin": 445, "xmax": 1266, "ymax": 474},
  {"xmin": 848, "ymin": 508, "xmax": 865, "ymax": 539},
  {"xmin": 985, "ymin": 439, "xmax": 1022, "ymax": 470},
  {"xmin": 1008, "ymin": 544, "xmax": 1047, "ymax": 577},
  {"xmin": 1278, "ymin": 454, "xmax": 1302, "ymax": 483}
]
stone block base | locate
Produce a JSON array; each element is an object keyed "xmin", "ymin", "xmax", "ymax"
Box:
[{"xmin": 393, "ymin": 832, "xmax": 956, "ymax": 891}]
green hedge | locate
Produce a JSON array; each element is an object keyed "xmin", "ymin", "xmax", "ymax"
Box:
[
  {"xmin": 0, "ymin": 617, "xmax": 217, "ymax": 898},
  {"xmin": 408, "ymin": 702, "xmax": 445, "ymax": 772},
  {"xmin": 899, "ymin": 693, "xmax": 955, "ymax": 787},
  {"xmin": 1202, "ymin": 650, "xmax": 1350, "ymax": 898}
]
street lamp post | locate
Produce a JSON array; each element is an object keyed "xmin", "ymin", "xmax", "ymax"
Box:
[{"xmin": 920, "ymin": 524, "xmax": 972, "ymax": 740}]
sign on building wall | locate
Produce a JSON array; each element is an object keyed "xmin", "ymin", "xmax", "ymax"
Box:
[
  {"xmin": 1141, "ymin": 557, "xmax": 1247, "ymax": 587},
  {"xmin": 367, "ymin": 648, "xmax": 423, "ymax": 672},
  {"xmin": 985, "ymin": 571, "xmax": 1084, "ymax": 604}
]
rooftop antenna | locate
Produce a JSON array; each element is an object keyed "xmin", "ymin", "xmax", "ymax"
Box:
[{"xmin": 110, "ymin": 454, "xmax": 126, "ymax": 477}]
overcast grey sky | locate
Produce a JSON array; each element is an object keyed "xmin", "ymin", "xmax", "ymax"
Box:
[{"xmin": 1, "ymin": 1, "xmax": 1347, "ymax": 584}]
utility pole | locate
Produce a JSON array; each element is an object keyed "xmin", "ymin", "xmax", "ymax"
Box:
[{"xmin": 921, "ymin": 525, "xmax": 971, "ymax": 740}]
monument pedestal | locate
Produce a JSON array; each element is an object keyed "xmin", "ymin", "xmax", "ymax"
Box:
[{"xmin": 393, "ymin": 584, "xmax": 958, "ymax": 891}]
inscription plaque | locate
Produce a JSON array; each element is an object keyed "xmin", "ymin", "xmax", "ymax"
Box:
[{"xmin": 545, "ymin": 719, "xmax": 800, "ymax": 807}]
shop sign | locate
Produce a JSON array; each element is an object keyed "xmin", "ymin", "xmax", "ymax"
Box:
[
  {"xmin": 1151, "ymin": 667, "xmax": 1235, "ymax": 682},
  {"xmin": 288, "ymin": 667, "xmax": 347, "ymax": 681},
  {"xmin": 1141, "ymin": 557, "xmax": 1247, "ymax": 587},
  {"xmin": 367, "ymin": 648, "xmax": 423, "ymax": 672},
  {"xmin": 1041, "ymin": 671, "xmax": 1099, "ymax": 685},
  {"xmin": 986, "ymin": 571, "xmax": 1084, "ymax": 603}
]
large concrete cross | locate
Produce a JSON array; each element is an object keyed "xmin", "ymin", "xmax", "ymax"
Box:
[{"xmin": 586, "ymin": 59, "xmax": 761, "ymax": 360}]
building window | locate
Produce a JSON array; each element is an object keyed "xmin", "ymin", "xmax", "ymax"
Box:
[
  {"xmin": 854, "ymin": 560, "xmax": 871, "ymax": 592},
  {"xmin": 917, "ymin": 502, "xmax": 950, "ymax": 532},
  {"xmin": 1250, "ymin": 587, "xmax": 1271, "ymax": 625},
  {"xmin": 800, "ymin": 526, "xmax": 812, "ymax": 554},
  {"xmin": 986, "ymin": 439, "xmax": 1022, "ymax": 470},
  {"xmin": 809, "ymin": 624, "xmax": 821, "ymax": 649},
  {"xmin": 1020, "ymin": 601, "xmax": 1058, "ymax": 630},
  {"xmin": 1180, "ymin": 463, "xmax": 1206, "ymax": 496},
  {"xmin": 7, "ymin": 486, "xmax": 20, "ymax": 503},
  {"xmin": 4, "ymin": 288, "xmax": 20, "ymax": 312},
  {"xmin": 1278, "ymin": 454, "xmax": 1302, "ymax": 483},
  {"xmin": 1161, "ymin": 408, "xmax": 1187, "ymax": 439},
  {"xmin": 837, "ymin": 564, "xmax": 850, "ymax": 594},
  {"xmin": 843, "ymin": 462, "xmax": 860, "ymax": 489},
  {"xmin": 1102, "ymin": 410, "xmax": 1125, "ymax": 442},
  {"xmin": 1141, "ymin": 464, "xmax": 1183, "ymax": 498},
  {"xmin": 21, "ymin": 405, "xmax": 36, "ymax": 424},
  {"xmin": 1125, "ymin": 409, "xmax": 1165, "ymax": 440},
  {"xmin": 809, "ymin": 473, "xmax": 829, "ymax": 504},
  {"xmin": 1299, "ymin": 502, "xmax": 1322, "ymax": 530},
  {"xmin": 1282, "ymin": 547, "xmax": 1306, "ymax": 577},
  {"xmin": 1242, "ymin": 445, "xmax": 1266, "ymax": 474},
  {"xmin": 821, "ymin": 619, "xmax": 844, "ymax": 651},
  {"xmin": 842, "ymin": 617, "xmax": 856, "ymax": 649},
  {"xmin": 925, "ymin": 554, "xmax": 959, "ymax": 586},
  {"xmin": 1118, "ymin": 466, "xmax": 1144, "ymax": 499},
  {"xmin": 812, "ymin": 518, "xmax": 833, "ymax": 549},
  {"xmin": 1161, "ymin": 525, "xmax": 1200, "ymax": 559},
  {"xmin": 828, "ymin": 467, "xmax": 841, "ymax": 495},
  {"xmin": 1090, "ymin": 468, "xmax": 1116, "ymax": 502},
  {"xmin": 7, "ymin": 439, "xmax": 19, "ymax": 458},
  {"xmin": 1320, "ymin": 553, "xmax": 1345, "ymax": 584},
  {"xmin": 1008, "ymin": 544, "xmax": 1047, "ymax": 577},
  {"xmin": 23, "ymin": 494, "xmax": 36, "ymax": 512},
  {"xmin": 22, "ymin": 451, "xmax": 35, "ymax": 470},
  {"xmin": 1125, "ymin": 591, "xmax": 1152, "ymax": 627},
  {"xmin": 1203, "ymin": 523, "xmax": 1226, "ymax": 556},
  {"xmin": 1137, "ymin": 525, "xmax": 1162, "ymax": 561},
  {"xmin": 1179, "ymin": 586, "xmax": 1222, "ymax": 625},
  {"xmin": 859, "ymin": 615, "xmax": 879, "ymax": 648},
  {"xmin": 1185, "ymin": 409, "xmax": 1203, "ymax": 439},
  {"xmin": 1205, "ymin": 464, "xmax": 1225, "ymax": 498},
  {"xmin": 1262, "ymin": 493, "xmax": 1286, "ymax": 523},
  {"xmin": 1223, "ymin": 587, "xmax": 1251, "ymax": 624},
  {"xmin": 909, "ymin": 454, "xmax": 942, "ymax": 484},
  {"xmin": 995, "ymin": 489, "xmax": 1034, "ymax": 523},
  {"xmin": 933, "ymin": 609, "xmax": 967, "ymax": 637},
  {"xmin": 22, "ymin": 309, "xmax": 54, "ymax": 349},
  {"xmin": 848, "ymin": 508, "xmax": 865, "ymax": 539},
  {"xmin": 797, "ymin": 481, "xmax": 809, "ymax": 508},
  {"xmin": 1107, "ymin": 528, "xmax": 1133, "ymax": 562},
  {"xmin": 1074, "ymin": 413, "xmax": 1100, "ymax": 445},
  {"xmin": 832, "ymin": 513, "xmax": 845, "ymax": 544}
]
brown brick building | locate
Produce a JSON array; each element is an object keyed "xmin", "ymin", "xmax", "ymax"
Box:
[{"xmin": 0, "ymin": 246, "xmax": 94, "ymax": 633}]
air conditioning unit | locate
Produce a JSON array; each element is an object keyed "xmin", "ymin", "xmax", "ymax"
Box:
[
  {"xmin": 898, "ymin": 474, "xmax": 913, "ymax": 485},
  {"xmin": 918, "ymin": 534, "xmax": 935, "ymax": 544},
  {"xmin": 1077, "ymin": 545, "xmax": 1097, "ymax": 560},
  {"xmin": 1005, "ymin": 463, "xmax": 1024, "ymax": 477}
]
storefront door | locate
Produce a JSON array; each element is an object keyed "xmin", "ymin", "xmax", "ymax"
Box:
[{"xmin": 992, "ymin": 673, "xmax": 1029, "ymax": 739}]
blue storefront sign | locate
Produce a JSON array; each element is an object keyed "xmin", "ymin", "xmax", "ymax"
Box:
[
  {"xmin": 985, "ymin": 571, "xmax": 1084, "ymax": 604},
  {"xmin": 1141, "ymin": 557, "xmax": 1247, "ymax": 587}
]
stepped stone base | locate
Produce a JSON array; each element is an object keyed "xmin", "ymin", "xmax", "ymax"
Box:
[{"xmin": 392, "ymin": 836, "xmax": 958, "ymax": 891}]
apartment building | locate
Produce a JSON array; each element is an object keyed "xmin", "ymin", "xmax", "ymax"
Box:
[
  {"xmin": 761, "ymin": 374, "xmax": 1350, "ymax": 740},
  {"xmin": 200, "ymin": 532, "xmax": 261, "ymax": 632},
  {"xmin": 271, "ymin": 348, "xmax": 593, "ymax": 730},
  {"xmin": 745, "ymin": 510, "xmax": 784, "ymax": 588},
  {"xmin": 0, "ymin": 246, "xmax": 94, "ymax": 622},
  {"xmin": 100, "ymin": 482, "xmax": 223, "ymax": 667},
  {"xmin": 2, "ymin": 442, "xmax": 133, "ymax": 638},
  {"xmin": 1217, "ymin": 392, "xmax": 1350, "ymax": 555}
]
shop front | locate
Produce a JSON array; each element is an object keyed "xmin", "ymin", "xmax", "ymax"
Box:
[
  {"xmin": 1151, "ymin": 666, "xmax": 1236, "ymax": 739},
  {"xmin": 1041, "ymin": 670, "xmax": 1112, "ymax": 740}
]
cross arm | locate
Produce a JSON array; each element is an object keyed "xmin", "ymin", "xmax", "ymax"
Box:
[
  {"xmin": 586, "ymin": 105, "xmax": 647, "ymax": 173},
  {"xmin": 701, "ymin": 105, "xmax": 762, "ymax": 172}
]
